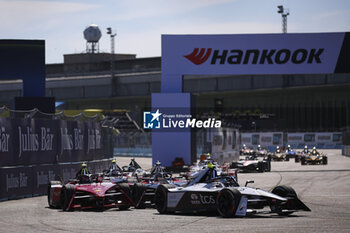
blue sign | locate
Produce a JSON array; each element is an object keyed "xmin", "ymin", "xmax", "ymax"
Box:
[{"xmin": 0, "ymin": 40, "xmax": 45, "ymax": 97}]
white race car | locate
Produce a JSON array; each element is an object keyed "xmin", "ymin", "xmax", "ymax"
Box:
[{"xmin": 155, "ymin": 167, "xmax": 310, "ymax": 217}]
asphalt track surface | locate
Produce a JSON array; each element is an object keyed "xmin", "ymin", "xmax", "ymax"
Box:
[{"xmin": 0, "ymin": 150, "xmax": 349, "ymax": 233}]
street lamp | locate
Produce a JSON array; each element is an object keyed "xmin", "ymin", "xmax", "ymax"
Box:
[{"xmin": 277, "ymin": 5, "xmax": 290, "ymax": 33}]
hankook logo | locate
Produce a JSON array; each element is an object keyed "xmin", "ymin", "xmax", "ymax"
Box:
[
  {"xmin": 184, "ymin": 48, "xmax": 324, "ymax": 65},
  {"xmin": 184, "ymin": 48, "xmax": 212, "ymax": 65}
]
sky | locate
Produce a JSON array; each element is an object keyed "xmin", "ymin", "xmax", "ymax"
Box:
[{"xmin": 1, "ymin": 0, "xmax": 350, "ymax": 64}]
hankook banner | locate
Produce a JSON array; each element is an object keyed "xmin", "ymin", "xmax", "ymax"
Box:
[{"xmin": 161, "ymin": 32, "xmax": 350, "ymax": 92}]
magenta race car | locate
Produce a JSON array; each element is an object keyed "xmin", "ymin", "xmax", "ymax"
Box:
[{"xmin": 47, "ymin": 174, "xmax": 133, "ymax": 211}]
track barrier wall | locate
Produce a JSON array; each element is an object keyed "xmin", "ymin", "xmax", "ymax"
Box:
[
  {"xmin": 0, "ymin": 159, "xmax": 113, "ymax": 201},
  {"xmin": 0, "ymin": 117, "xmax": 113, "ymax": 200},
  {"xmin": 241, "ymin": 132, "xmax": 342, "ymax": 150}
]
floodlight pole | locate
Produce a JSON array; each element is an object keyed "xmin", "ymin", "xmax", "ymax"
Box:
[
  {"xmin": 107, "ymin": 27, "xmax": 117, "ymax": 78},
  {"xmin": 277, "ymin": 5, "xmax": 290, "ymax": 33}
]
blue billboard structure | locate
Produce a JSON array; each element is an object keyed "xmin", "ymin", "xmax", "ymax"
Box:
[
  {"xmin": 0, "ymin": 40, "xmax": 45, "ymax": 97},
  {"xmin": 153, "ymin": 32, "xmax": 350, "ymax": 166}
]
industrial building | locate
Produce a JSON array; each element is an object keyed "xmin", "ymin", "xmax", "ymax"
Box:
[{"xmin": 0, "ymin": 51, "xmax": 349, "ymax": 132}]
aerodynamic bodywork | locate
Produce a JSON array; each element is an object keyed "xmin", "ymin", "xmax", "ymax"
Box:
[
  {"xmin": 230, "ymin": 155, "xmax": 271, "ymax": 173},
  {"xmin": 155, "ymin": 168, "xmax": 310, "ymax": 217},
  {"xmin": 47, "ymin": 174, "xmax": 133, "ymax": 211}
]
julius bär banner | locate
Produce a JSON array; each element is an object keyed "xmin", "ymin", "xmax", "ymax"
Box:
[{"xmin": 0, "ymin": 118, "xmax": 103, "ymax": 166}]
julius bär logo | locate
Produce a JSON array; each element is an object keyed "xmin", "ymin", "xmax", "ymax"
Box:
[
  {"xmin": 143, "ymin": 109, "xmax": 162, "ymax": 129},
  {"xmin": 184, "ymin": 48, "xmax": 212, "ymax": 65}
]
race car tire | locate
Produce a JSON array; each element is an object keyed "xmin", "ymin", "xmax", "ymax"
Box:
[
  {"xmin": 301, "ymin": 157, "xmax": 306, "ymax": 165},
  {"xmin": 264, "ymin": 161, "xmax": 271, "ymax": 172},
  {"xmin": 61, "ymin": 184, "xmax": 75, "ymax": 211},
  {"xmin": 155, "ymin": 184, "xmax": 175, "ymax": 214},
  {"xmin": 132, "ymin": 183, "xmax": 147, "ymax": 209},
  {"xmin": 322, "ymin": 156, "xmax": 328, "ymax": 165},
  {"xmin": 217, "ymin": 188, "xmax": 242, "ymax": 218},
  {"xmin": 118, "ymin": 205, "xmax": 130, "ymax": 210},
  {"xmin": 267, "ymin": 154, "xmax": 272, "ymax": 161},
  {"xmin": 270, "ymin": 185, "xmax": 297, "ymax": 216},
  {"xmin": 257, "ymin": 162, "xmax": 264, "ymax": 173},
  {"xmin": 295, "ymin": 156, "xmax": 300, "ymax": 163},
  {"xmin": 285, "ymin": 155, "xmax": 290, "ymax": 161},
  {"xmin": 118, "ymin": 183, "xmax": 132, "ymax": 197},
  {"xmin": 47, "ymin": 181, "xmax": 61, "ymax": 208},
  {"xmin": 117, "ymin": 183, "xmax": 132, "ymax": 210}
]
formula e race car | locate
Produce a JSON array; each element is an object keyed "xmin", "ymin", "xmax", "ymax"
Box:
[
  {"xmin": 254, "ymin": 145, "xmax": 270, "ymax": 157},
  {"xmin": 155, "ymin": 167, "xmax": 310, "ymax": 217},
  {"xmin": 230, "ymin": 155, "xmax": 271, "ymax": 173},
  {"xmin": 300, "ymin": 150, "xmax": 328, "ymax": 165},
  {"xmin": 47, "ymin": 174, "xmax": 133, "ymax": 211},
  {"xmin": 284, "ymin": 148, "xmax": 297, "ymax": 158},
  {"xmin": 240, "ymin": 145, "xmax": 254, "ymax": 155},
  {"xmin": 131, "ymin": 161, "xmax": 187, "ymax": 209},
  {"xmin": 271, "ymin": 147, "xmax": 289, "ymax": 161}
]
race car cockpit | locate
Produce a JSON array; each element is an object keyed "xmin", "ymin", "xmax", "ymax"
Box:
[
  {"xmin": 311, "ymin": 147, "xmax": 319, "ymax": 155},
  {"xmin": 150, "ymin": 161, "xmax": 170, "ymax": 181},
  {"xmin": 105, "ymin": 159, "xmax": 122, "ymax": 176},
  {"xmin": 275, "ymin": 146, "xmax": 281, "ymax": 153},
  {"xmin": 123, "ymin": 158, "xmax": 142, "ymax": 172}
]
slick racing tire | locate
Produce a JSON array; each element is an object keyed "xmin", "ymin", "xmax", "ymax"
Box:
[
  {"xmin": 118, "ymin": 183, "xmax": 132, "ymax": 197},
  {"xmin": 117, "ymin": 183, "xmax": 132, "ymax": 210},
  {"xmin": 47, "ymin": 181, "xmax": 61, "ymax": 209},
  {"xmin": 270, "ymin": 185, "xmax": 297, "ymax": 216},
  {"xmin": 301, "ymin": 157, "xmax": 306, "ymax": 165},
  {"xmin": 264, "ymin": 161, "xmax": 271, "ymax": 172},
  {"xmin": 285, "ymin": 155, "xmax": 290, "ymax": 161},
  {"xmin": 155, "ymin": 184, "xmax": 175, "ymax": 214},
  {"xmin": 132, "ymin": 183, "xmax": 147, "ymax": 209},
  {"xmin": 322, "ymin": 156, "xmax": 328, "ymax": 165},
  {"xmin": 295, "ymin": 156, "xmax": 300, "ymax": 163},
  {"xmin": 61, "ymin": 184, "xmax": 75, "ymax": 211},
  {"xmin": 217, "ymin": 188, "xmax": 242, "ymax": 218},
  {"xmin": 257, "ymin": 162, "xmax": 264, "ymax": 173}
]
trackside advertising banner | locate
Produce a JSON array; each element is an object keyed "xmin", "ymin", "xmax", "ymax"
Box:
[
  {"xmin": 241, "ymin": 132, "xmax": 342, "ymax": 149},
  {"xmin": 163, "ymin": 32, "xmax": 349, "ymax": 75},
  {"xmin": 161, "ymin": 32, "xmax": 350, "ymax": 92},
  {"xmin": 0, "ymin": 118, "xmax": 103, "ymax": 166},
  {"xmin": 0, "ymin": 159, "xmax": 113, "ymax": 200}
]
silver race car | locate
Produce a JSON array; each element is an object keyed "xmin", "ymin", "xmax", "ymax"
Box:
[{"xmin": 155, "ymin": 167, "xmax": 310, "ymax": 217}]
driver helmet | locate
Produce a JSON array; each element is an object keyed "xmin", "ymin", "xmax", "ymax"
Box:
[
  {"xmin": 304, "ymin": 145, "xmax": 308, "ymax": 148},
  {"xmin": 112, "ymin": 159, "xmax": 116, "ymax": 164},
  {"xmin": 80, "ymin": 163, "xmax": 89, "ymax": 176},
  {"xmin": 207, "ymin": 162, "xmax": 214, "ymax": 169}
]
